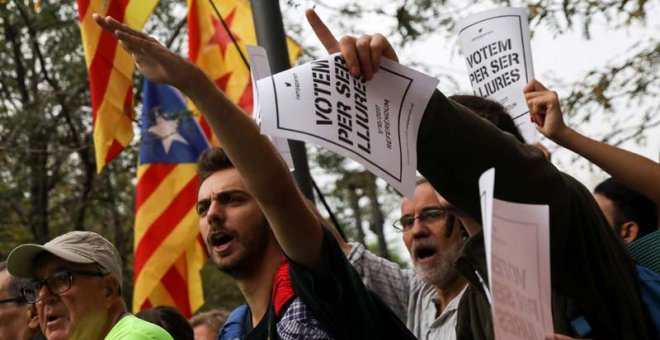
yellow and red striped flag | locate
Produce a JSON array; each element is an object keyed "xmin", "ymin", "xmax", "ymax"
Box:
[
  {"xmin": 133, "ymin": 80, "xmax": 209, "ymax": 317},
  {"xmin": 187, "ymin": 0, "xmax": 301, "ymax": 143},
  {"xmin": 132, "ymin": 0, "xmax": 302, "ymax": 317},
  {"xmin": 76, "ymin": 0, "xmax": 158, "ymax": 172}
]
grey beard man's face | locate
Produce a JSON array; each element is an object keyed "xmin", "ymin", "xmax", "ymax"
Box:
[{"xmin": 412, "ymin": 237, "xmax": 462, "ymax": 288}]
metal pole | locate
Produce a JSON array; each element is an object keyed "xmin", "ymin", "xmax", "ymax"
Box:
[{"xmin": 249, "ymin": 0, "xmax": 315, "ymax": 200}]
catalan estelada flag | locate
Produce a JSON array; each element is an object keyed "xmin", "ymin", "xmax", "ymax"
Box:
[
  {"xmin": 187, "ymin": 0, "xmax": 301, "ymax": 143},
  {"xmin": 76, "ymin": 0, "xmax": 158, "ymax": 172},
  {"xmin": 133, "ymin": 80, "xmax": 209, "ymax": 317}
]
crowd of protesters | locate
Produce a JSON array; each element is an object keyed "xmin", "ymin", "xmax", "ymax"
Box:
[{"xmin": 1, "ymin": 8, "xmax": 658, "ymax": 340}]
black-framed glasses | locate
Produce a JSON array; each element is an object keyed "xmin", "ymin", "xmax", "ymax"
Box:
[
  {"xmin": 393, "ymin": 207, "xmax": 450, "ymax": 232},
  {"xmin": 0, "ymin": 296, "xmax": 27, "ymax": 305},
  {"xmin": 23, "ymin": 270, "xmax": 107, "ymax": 304}
]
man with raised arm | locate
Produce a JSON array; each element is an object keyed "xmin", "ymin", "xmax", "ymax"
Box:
[
  {"xmin": 93, "ymin": 13, "xmax": 414, "ymax": 340},
  {"xmin": 526, "ymin": 80, "xmax": 660, "ymax": 332},
  {"xmin": 305, "ymin": 9, "xmax": 656, "ymax": 340},
  {"xmin": 524, "ymin": 79, "xmax": 660, "ymax": 205}
]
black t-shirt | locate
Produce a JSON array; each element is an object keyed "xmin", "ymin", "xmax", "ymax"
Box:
[
  {"xmin": 244, "ymin": 303, "xmax": 277, "ymax": 340},
  {"xmin": 245, "ymin": 228, "xmax": 415, "ymax": 339}
]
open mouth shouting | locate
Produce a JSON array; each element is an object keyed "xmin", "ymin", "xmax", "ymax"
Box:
[
  {"xmin": 46, "ymin": 313, "xmax": 63, "ymax": 326},
  {"xmin": 412, "ymin": 243, "xmax": 439, "ymax": 264},
  {"xmin": 43, "ymin": 310, "xmax": 67, "ymax": 333},
  {"xmin": 207, "ymin": 230, "xmax": 236, "ymax": 254}
]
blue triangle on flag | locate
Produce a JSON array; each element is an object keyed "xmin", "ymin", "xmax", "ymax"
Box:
[{"xmin": 139, "ymin": 80, "xmax": 209, "ymax": 164}]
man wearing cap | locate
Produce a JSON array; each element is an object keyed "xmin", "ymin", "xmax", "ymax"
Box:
[{"xmin": 6, "ymin": 231, "xmax": 173, "ymax": 340}]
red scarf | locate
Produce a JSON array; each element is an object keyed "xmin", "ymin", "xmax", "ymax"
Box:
[{"xmin": 271, "ymin": 259, "xmax": 296, "ymax": 318}]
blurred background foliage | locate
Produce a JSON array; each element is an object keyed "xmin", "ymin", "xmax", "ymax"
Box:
[{"xmin": 0, "ymin": 0, "xmax": 656, "ymax": 312}]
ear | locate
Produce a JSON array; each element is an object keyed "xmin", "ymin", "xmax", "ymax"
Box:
[
  {"xmin": 102, "ymin": 275, "xmax": 121, "ymax": 303},
  {"xmin": 618, "ymin": 221, "xmax": 639, "ymax": 244},
  {"xmin": 28, "ymin": 304, "xmax": 40, "ymax": 330},
  {"xmin": 458, "ymin": 216, "xmax": 482, "ymax": 237}
]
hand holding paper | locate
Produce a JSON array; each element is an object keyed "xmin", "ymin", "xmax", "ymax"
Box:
[
  {"xmin": 249, "ymin": 48, "xmax": 438, "ymax": 197},
  {"xmin": 305, "ymin": 8, "xmax": 398, "ymax": 80},
  {"xmin": 457, "ymin": 7, "xmax": 537, "ymax": 142},
  {"xmin": 523, "ymin": 80, "xmax": 567, "ymax": 140}
]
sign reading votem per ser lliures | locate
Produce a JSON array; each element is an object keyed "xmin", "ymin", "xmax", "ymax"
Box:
[
  {"xmin": 457, "ymin": 7, "xmax": 537, "ymax": 142},
  {"xmin": 248, "ymin": 46, "xmax": 439, "ymax": 197}
]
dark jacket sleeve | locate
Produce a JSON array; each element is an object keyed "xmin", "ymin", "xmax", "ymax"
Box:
[
  {"xmin": 417, "ymin": 90, "xmax": 569, "ymax": 252},
  {"xmin": 417, "ymin": 90, "xmax": 656, "ymax": 339}
]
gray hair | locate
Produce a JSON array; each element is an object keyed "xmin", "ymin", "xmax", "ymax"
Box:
[{"xmin": 0, "ymin": 261, "xmax": 29, "ymax": 300}]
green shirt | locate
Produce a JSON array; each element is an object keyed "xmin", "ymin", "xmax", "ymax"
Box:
[{"xmin": 105, "ymin": 314, "xmax": 173, "ymax": 340}]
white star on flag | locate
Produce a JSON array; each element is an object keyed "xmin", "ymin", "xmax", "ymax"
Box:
[{"xmin": 148, "ymin": 109, "xmax": 188, "ymax": 154}]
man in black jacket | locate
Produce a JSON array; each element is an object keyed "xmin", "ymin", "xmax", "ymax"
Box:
[{"xmin": 306, "ymin": 9, "xmax": 655, "ymax": 340}]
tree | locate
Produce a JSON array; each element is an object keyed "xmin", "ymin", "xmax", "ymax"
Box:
[
  {"xmin": 0, "ymin": 0, "xmax": 246, "ymax": 311},
  {"xmin": 0, "ymin": 0, "xmax": 655, "ymax": 312},
  {"xmin": 286, "ymin": 0, "xmax": 657, "ymax": 259}
]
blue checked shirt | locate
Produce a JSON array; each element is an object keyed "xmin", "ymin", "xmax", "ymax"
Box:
[{"xmin": 277, "ymin": 297, "xmax": 334, "ymax": 339}]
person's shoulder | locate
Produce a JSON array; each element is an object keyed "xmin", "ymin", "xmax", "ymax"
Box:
[{"xmin": 105, "ymin": 314, "xmax": 174, "ymax": 340}]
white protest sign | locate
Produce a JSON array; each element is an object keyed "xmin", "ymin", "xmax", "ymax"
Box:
[
  {"xmin": 249, "ymin": 47, "xmax": 439, "ymax": 197},
  {"xmin": 479, "ymin": 167, "xmax": 495, "ymax": 298},
  {"xmin": 246, "ymin": 45, "xmax": 294, "ymax": 170},
  {"xmin": 457, "ymin": 7, "xmax": 537, "ymax": 142},
  {"xmin": 479, "ymin": 169, "xmax": 554, "ymax": 340}
]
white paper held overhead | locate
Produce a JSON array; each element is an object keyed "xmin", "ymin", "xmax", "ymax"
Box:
[
  {"xmin": 457, "ymin": 7, "xmax": 537, "ymax": 142},
  {"xmin": 248, "ymin": 47, "xmax": 439, "ymax": 197}
]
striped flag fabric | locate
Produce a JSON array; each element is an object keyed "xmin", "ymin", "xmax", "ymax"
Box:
[
  {"xmin": 76, "ymin": 0, "xmax": 158, "ymax": 172},
  {"xmin": 132, "ymin": 0, "xmax": 302, "ymax": 316},
  {"xmin": 187, "ymin": 0, "xmax": 301, "ymax": 143},
  {"xmin": 133, "ymin": 79, "xmax": 209, "ymax": 317},
  {"xmin": 133, "ymin": 80, "xmax": 209, "ymax": 317}
]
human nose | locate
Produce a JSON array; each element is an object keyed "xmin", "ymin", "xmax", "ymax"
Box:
[
  {"xmin": 205, "ymin": 198, "xmax": 226, "ymax": 226},
  {"xmin": 37, "ymin": 284, "xmax": 56, "ymax": 304},
  {"xmin": 409, "ymin": 217, "xmax": 430, "ymax": 238}
]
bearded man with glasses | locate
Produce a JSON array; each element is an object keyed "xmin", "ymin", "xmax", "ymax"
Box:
[
  {"xmin": 331, "ymin": 178, "xmax": 474, "ymax": 340},
  {"xmin": 6, "ymin": 231, "xmax": 173, "ymax": 340}
]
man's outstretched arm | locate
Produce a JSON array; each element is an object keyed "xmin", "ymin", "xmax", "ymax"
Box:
[
  {"xmin": 93, "ymin": 14, "xmax": 324, "ymax": 271},
  {"xmin": 525, "ymin": 79, "xmax": 660, "ymax": 204}
]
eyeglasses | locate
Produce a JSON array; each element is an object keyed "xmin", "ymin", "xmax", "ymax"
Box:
[
  {"xmin": 0, "ymin": 296, "xmax": 26, "ymax": 305},
  {"xmin": 393, "ymin": 207, "xmax": 450, "ymax": 232},
  {"xmin": 23, "ymin": 270, "xmax": 107, "ymax": 304}
]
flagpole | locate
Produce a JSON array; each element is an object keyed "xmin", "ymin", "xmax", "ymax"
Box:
[{"xmin": 248, "ymin": 0, "xmax": 315, "ymax": 201}]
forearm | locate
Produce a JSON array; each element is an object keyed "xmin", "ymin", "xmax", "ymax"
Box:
[
  {"xmin": 418, "ymin": 89, "xmax": 574, "ymax": 275},
  {"xmin": 418, "ymin": 90, "xmax": 567, "ymax": 223},
  {"xmin": 181, "ymin": 68, "xmax": 323, "ymax": 269},
  {"xmin": 347, "ymin": 243, "xmax": 411, "ymax": 321},
  {"xmin": 92, "ymin": 13, "xmax": 324, "ymax": 268},
  {"xmin": 554, "ymin": 127, "xmax": 660, "ymax": 204},
  {"xmin": 182, "ymin": 70, "xmax": 291, "ymax": 200}
]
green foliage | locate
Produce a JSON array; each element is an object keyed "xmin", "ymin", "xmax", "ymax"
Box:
[{"xmin": 0, "ymin": 0, "xmax": 656, "ymax": 315}]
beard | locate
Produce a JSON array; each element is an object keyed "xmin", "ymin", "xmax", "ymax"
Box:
[
  {"xmin": 412, "ymin": 237, "xmax": 462, "ymax": 288},
  {"xmin": 207, "ymin": 216, "xmax": 271, "ymax": 279}
]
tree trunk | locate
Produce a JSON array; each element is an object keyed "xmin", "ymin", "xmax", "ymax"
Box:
[
  {"xmin": 364, "ymin": 173, "xmax": 390, "ymax": 259},
  {"xmin": 347, "ymin": 184, "xmax": 366, "ymax": 245},
  {"xmin": 28, "ymin": 130, "xmax": 49, "ymax": 243}
]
